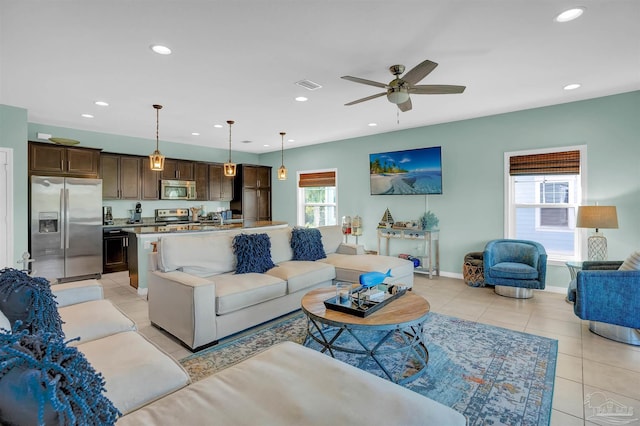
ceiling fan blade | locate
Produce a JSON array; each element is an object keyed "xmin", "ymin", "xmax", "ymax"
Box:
[
  {"xmin": 345, "ymin": 92, "xmax": 387, "ymax": 106},
  {"xmin": 410, "ymin": 85, "xmax": 466, "ymax": 94},
  {"xmin": 397, "ymin": 98, "xmax": 412, "ymax": 112},
  {"xmin": 341, "ymin": 76, "xmax": 388, "ymax": 89},
  {"xmin": 401, "ymin": 60, "xmax": 438, "ymax": 85}
]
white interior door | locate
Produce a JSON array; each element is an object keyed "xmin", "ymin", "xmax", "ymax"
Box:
[{"xmin": 0, "ymin": 148, "xmax": 13, "ymax": 268}]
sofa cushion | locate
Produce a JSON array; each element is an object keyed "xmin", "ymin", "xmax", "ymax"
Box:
[
  {"xmin": 76, "ymin": 331, "xmax": 190, "ymax": 415},
  {"xmin": 490, "ymin": 262, "xmax": 538, "ymax": 280},
  {"xmin": 0, "ymin": 330, "xmax": 120, "ymax": 425},
  {"xmin": 266, "ymin": 261, "xmax": 336, "ymax": 293},
  {"xmin": 159, "ymin": 234, "xmax": 235, "ymax": 276},
  {"xmin": 318, "ymin": 225, "xmax": 343, "ymax": 254},
  {"xmin": 233, "ymin": 233, "xmax": 276, "ymax": 274},
  {"xmin": 291, "ymin": 228, "xmax": 326, "ymax": 261},
  {"xmin": 268, "ymin": 228, "xmax": 294, "ymax": 264},
  {"xmin": 116, "ymin": 341, "xmax": 466, "ymax": 426},
  {"xmin": 619, "ymin": 250, "xmax": 640, "ymax": 271},
  {"xmin": 59, "ymin": 299, "xmax": 136, "ymax": 346},
  {"xmin": 320, "ymin": 253, "xmax": 414, "ymax": 284},
  {"xmin": 214, "ymin": 273, "xmax": 287, "ymax": 315},
  {"xmin": 0, "ymin": 268, "xmax": 62, "ymax": 335}
]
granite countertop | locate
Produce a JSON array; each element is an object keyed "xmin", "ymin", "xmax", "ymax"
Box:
[{"xmin": 122, "ymin": 220, "xmax": 288, "ymax": 235}]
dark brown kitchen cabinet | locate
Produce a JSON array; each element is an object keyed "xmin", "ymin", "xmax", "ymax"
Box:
[
  {"xmin": 29, "ymin": 142, "xmax": 100, "ymax": 177},
  {"xmin": 141, "ymin": 158, "xmax": 160, "ymax": 200},
  {"xmin": 161, "ymin": 159, "xmax": 194, "ymax": 180},
  {"xmin": 231, "ymin": 164, "xmax": 271, "ymax": 221},
  {"xmin": 100, "ymin": 154, "xmax": 140, "ymax": 199},
  {"xmin": 208, "ymin": 164, "xmax": 234, "ymax": 201},
  {"xmin": 103, "ymin": 229, "xmax": 129, "ymax": 273},
  {"xmin": 194, "ymin": 162, "xmax": 209, "ymax": 201}
]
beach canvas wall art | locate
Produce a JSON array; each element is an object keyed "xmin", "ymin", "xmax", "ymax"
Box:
[{"xmin": 369, "ymin": 146, "xmax": 443, "ymax": 195}]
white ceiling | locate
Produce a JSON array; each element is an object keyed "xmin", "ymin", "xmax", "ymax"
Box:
[{"xmin": 1, "ymin": 1, "xmax": 639, "ymax": 154}]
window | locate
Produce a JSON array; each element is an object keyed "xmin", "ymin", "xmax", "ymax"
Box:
[
  {"xmin": 505, "ymin": 147, "xmax": 586, "ymax": 262},
  {"xmin": 297, "ymin": 169, "xmax": 337, "ymax": 227}
]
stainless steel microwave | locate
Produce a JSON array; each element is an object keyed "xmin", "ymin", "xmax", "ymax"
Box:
[{"xmin": 160, "ymin": 180, "xmax": 197, "ymax": 200}]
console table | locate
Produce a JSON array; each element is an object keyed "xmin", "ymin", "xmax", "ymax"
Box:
[{"xmin": 377, "ymin": 228, "xmax": 440, "ymax": 279}]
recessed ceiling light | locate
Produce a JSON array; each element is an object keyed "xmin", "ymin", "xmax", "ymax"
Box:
[
  {"xmin": 287, "ymin": 139, "xmax": 295, "ymax": 143},
  {"xmin": 81, "ymin": 113, "xmax": 94, "ymax": 118},
  {"xmin": 214, "ymin": 124, "xmax": 223, "ymax": 128},
  {"xmin": 94, "ymin": 101, "xmax": 109, "ymax": 107},
  {"xmin": 563, "ymin": 83, "xmax": 581, "ymax": 91},
  {"xmin": 555, "ymin": 7, "xmax": 585, "ymax": 23},
  {"xmin": 191, "ymin": 132, "xmax": 200, "ymax": 136},
  {"xmin": 295, "ymin": 96, "xmax": 308, "ymax": 102},
  {"xmin": 263, "ymin": 144, "xmax": 270, "ymax": 147},
  {"xmin": 150, "ymin": 44, "xmax": 172, "ymax": 55},
  {"xmin": 241, "ymin": 140, "xmax": 252, "ymax": 144},
  {"xmin": 368, "ymin": 123, "xmax": 378, "ymax": 127}
]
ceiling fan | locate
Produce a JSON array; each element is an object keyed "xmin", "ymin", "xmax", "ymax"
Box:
[{"xmin": 341, "ymin": 59, "xmax": 466, "ymax": 112}]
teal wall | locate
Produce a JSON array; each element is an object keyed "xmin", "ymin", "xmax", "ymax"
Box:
[
  {"xmin": 2, "ymin": 91, "xmax": 638, "ymax": 288},
  {"xmin": 262, "ymin": 91, "xmax": 640, "ymax": 288},
  {"xmin": 0, "ymin": 104, "xmax": 29, "ymax": 263}
]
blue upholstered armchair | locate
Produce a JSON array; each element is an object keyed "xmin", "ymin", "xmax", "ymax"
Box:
[
  {"xmin": 483, "ymin": 239, "xmax": 547, "ymax": 298},
  {"xmin": 569, "ymin": 261, "xmax": 640, "ymax": 346}
]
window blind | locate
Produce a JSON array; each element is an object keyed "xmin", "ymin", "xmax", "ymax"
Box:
[
  {"xmin": 298, "ymin": 171, "xmax": 336, "ymax": 187},
  {"xmin": 509, "ymin": 150, "xmax": 580, "ymax": 175}
]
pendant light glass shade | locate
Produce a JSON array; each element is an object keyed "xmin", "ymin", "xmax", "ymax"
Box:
[
  {"xmin": 277, "ymin": 131, "xmax": 287, "ymax": 180},
  {"xmin": 224, "ymin": 120, "xmax": 236, "ymax": 177},
  {"xmin": 149, "ymin": 104, "xmax": 165, "ymax": 171}
]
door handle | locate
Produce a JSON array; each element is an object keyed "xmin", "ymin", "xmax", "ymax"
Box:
[
  {"xmin": 60, "ymin": 188, "xmax": 65, "ymax": 249},
  {"xmin": 65, "ymin": 189, "xmax": 70, "ymax": 249}
]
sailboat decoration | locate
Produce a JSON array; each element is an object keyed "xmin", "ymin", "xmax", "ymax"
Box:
[{"xmin": 379, "ymin": 208, "xmax": 395, "ymax": 228}]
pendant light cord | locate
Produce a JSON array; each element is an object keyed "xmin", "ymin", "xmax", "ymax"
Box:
[{"xmin": 227, "ymin": 120, "xmax": 234, "ymax": 162}]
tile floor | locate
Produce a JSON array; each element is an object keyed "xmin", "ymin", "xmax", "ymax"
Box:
[{"xmin": 100, "ymin": 271, "xmax": 640, "ymax": 426}]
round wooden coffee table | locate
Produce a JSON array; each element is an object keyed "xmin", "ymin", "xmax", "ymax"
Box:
[{"xmin": 301, "ymin": 287, "xmax": 430, "ymax": 385}]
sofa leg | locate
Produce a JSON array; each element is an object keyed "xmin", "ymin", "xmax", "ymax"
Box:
[
  {"xmin": 589, "ymin": 321, "xmax": 640, "ymax": 346},
  {"xmin": 494, "ymin": 285, "xmax": 533, "ymax": 299}
]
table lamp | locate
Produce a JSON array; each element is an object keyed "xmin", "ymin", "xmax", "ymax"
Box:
[{"xmin": 576, "ymin": 205, "xmax": 618, "ymax": 260}]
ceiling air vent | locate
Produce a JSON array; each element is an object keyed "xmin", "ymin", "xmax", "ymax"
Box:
[{"xmin": 295, "ymin": 79, "xmax": 322, "ymax": 91}]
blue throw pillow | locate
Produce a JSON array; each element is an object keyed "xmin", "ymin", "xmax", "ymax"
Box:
[
  {"xmin": 0, "ymin": 329, "xmax": 121, "ymax": 425},
  {"xmin": 291, "ymin": 227, "xmax": 326, "ymax": 261},
  {"xmin": 233, "ymin": 233, "xmax": 276, "ymax": 274},
  {"xmin": 0, "ymin": 268, "xmax": 63, "ymax": 335}
]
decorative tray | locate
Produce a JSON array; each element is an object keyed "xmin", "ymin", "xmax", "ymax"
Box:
[{"xmin": 324, "ymin": 288, "xmax": 407, "ymax": 318}]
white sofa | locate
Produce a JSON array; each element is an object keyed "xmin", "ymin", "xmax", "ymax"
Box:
[{"xmin": 148, "ymin": 225, "xmax": 414, "ymax": 350}]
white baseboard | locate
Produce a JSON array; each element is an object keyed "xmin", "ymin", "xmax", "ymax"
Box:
[{"xmin": 414, "ymin": 270, "xmax": 568, "ymax": 294}]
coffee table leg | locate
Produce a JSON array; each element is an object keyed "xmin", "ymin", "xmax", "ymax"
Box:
[{"xmin": 304, "ymin": 317, "xmax": 344, "ymax": 358}]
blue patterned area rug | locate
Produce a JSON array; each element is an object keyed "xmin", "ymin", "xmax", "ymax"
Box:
[{"xmin": 181, "ymin": 311, "xmax": 557, "ymax": 426}]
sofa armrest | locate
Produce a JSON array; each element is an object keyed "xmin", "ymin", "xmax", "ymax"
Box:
[
  {"xmin": 335, "ymin": 243, "xmax": 365, "ymax": 255},
  {"xmin": 574, "ymin": 269, "xmax": 640, "ymax": 328},
  {"xmin": 582, "ymin": 261, "xmax": 623, "ymax": 271},
  {"xmin": 148, "ymin": 270, "xmax": 218, "ymax": 350},
  {"xmin": 52, "ymin": 280, "xmax": 103, "ymax": 307}
]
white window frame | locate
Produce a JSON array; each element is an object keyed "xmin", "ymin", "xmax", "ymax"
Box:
[
  {"xmin": 534, "ymin": 177, "xmax": 576, "ymax": 231},
  {"xmin": 296, "ymin": 168, "xmax": 338, "ymax": 227},
  {"xmin": 504, "ymin": 145, "xmax": 587, "ymax": 264}
]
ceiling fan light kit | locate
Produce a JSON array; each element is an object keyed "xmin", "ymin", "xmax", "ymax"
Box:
[
  {"xmin": 224, "ymin": 120, "xmax": 237, "ymax": 177},
  {"xmin": 149, "ymin": 104, "xmax": 165, "ymax": 171},
  {"xmin": 342, "ymin": 59, "xmax": 466, "ymax": 112}
]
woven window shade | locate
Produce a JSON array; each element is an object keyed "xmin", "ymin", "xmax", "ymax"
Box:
[
  {"xmin": 509, "ymin": 150, "xmax": 580, "ymax": 175},
  {"xmin": 298, "ymin": 171, "xmax": 336, "ymax": 187}
]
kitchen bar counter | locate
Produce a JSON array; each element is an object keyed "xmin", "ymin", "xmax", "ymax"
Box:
[{"xmin": 126, "ymin": 221, "xmax": 288, "ymax": 292}]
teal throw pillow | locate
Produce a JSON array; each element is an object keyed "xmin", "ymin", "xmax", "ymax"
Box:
[
  {"xmin": 291, "ymin": 228, "xmax": 326, "ymax": 261},
  {"xmin": 233, "ymin": 233, "xmax": 276, "ymax": 274}
]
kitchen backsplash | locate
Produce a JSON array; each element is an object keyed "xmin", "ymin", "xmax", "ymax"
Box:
[{"xmin": 103, "ymin": 200, "xmax": 231, "ymax": 221}]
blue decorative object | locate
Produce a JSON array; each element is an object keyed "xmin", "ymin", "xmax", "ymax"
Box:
[
  {"xmin": 232, "ymin": 233, "xmax": 276, "ymax": 274},
  {"xmin": 0, "ymin": 268, "xmax": 63, "ymax": 335},
  {"xmin": 290, "ymin": 228, "xmax": 326, "ymax": 261},
  {"xmin": 483, "ymin": 240, "xmax": 547, "ymax": 294},
  {"xmin": 358, "ymin": 270, "xmax": 392, "ymax": 288},
  {"xmin": 0, "ymin": 329, "xmax": 121, "ymax": 425}
]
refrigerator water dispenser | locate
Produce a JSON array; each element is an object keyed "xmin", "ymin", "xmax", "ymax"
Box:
[{"xmin": 38, "ymin": 212, "xmax": 59, "ymax": 233}]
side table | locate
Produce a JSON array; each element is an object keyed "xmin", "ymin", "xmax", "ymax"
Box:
[{"xmin": 565, "ymin": 260, "xmax": 583, "ymax": 304}]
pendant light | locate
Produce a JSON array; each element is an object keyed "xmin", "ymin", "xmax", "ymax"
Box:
[
  {"xmin": 149, "ymin": 104, "xmax": 165, "ymax": 171},
  {"xmin": 223, "ymin": 120, "xmax": 236, "ymax": 177},
  {"xmin": 277, "ymin": 131, "xmax": 287, "ymax": 180}
]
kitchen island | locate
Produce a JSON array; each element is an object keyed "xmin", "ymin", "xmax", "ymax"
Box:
[{"xmin": 125, "ymin": 221, "xmax": 288, "ymax": 293}]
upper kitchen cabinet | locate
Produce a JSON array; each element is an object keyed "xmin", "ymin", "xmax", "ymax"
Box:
[
  {"xmin": 141, "ymin": 158, "xmax": 161, "ymax": 200},
  {"xmin": 231, "ymin": 164, "xmax": 271, "ymax": 221},
  {"xmin": 100, "ymin": 154, "xmax": 141, "ymax": 200},
  {"xmin": 208, "ymin": 164, "xmax": 234, "ymax": 201},
  {"xmin": 161, "ymin": 159, "xmax": 194, "ymax": 181},
  {"xmin": 194, "ymin": 162, "xmax": 209, "ymax": 201},
  {"xmin": 29, "ymin": 142, "xmax": 100, "ymax": 177}
]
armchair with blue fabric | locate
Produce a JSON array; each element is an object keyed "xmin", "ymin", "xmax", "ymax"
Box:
[
  {"xmin": 568, "ymin": 260, "xmax": 640, "ymax": 346},
  {"xmin": 483, "ymin": 239, "xmax": 547, "ymax": 299}
]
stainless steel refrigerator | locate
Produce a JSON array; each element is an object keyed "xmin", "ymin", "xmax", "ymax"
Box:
[{"xmin": 30, "ymin": 176, "xmax": 103, "ymax": 283}]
